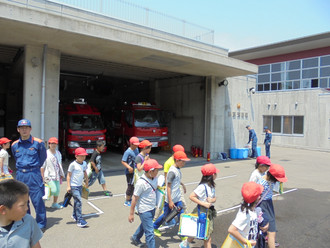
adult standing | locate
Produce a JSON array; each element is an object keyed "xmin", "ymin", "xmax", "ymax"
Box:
[
  {"xmin": 11, "ymin": 119, "xmax": 47, "ymax": 229},
  {"xmin": 246, "ymin": 125, "xmax": 258, "ymax": 158},
  {"xmin": 264, "ymin": 126, "xmax": 272, "ymax": 158}
]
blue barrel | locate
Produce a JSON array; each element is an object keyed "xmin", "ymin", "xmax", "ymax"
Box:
[
  {"xmin": 257, "ymin": 147, "xmax": 261, "ymax": 156},
  {"xmin": 242, "ymin": 148, "xmax": 249, "ymax": 158},
  {"xmin": 230, "ymin": 148, "xmax": 237, "ymax": 159}
]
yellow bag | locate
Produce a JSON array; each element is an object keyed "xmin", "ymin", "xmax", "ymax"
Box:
[
  {"xmin": 82, "ymin": 185, "xmax": 89, "ymax": 200},
  {"xmin": 221, "ymin": 234, "xmax": 252, "ymax": 248},
  {"xmin": 0, "ymin": 174, "xmax": 13, "ymax": 181}
]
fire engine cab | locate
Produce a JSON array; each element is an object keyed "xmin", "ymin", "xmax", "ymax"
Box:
[
  {"xmin": 108, "ymin": 102, "xmax": 168, "ymax": 151},
  {"xmin": 59, "ymin": 98, "xmax": 106, "ymax": 157}
]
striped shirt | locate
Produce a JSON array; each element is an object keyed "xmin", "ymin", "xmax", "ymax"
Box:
[{"xmin": 258, "ymin": 178, "xmax": 274, "ymax": 200}]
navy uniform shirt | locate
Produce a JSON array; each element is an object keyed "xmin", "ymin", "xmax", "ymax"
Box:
[{"xmin": 11, "ymin": 136, "xmax": 47, "ymax": 170}]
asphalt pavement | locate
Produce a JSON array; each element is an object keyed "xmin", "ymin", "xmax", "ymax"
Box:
[{"xmin": 33, "ymin": 146, "xmax": 330, "ymax": 248}]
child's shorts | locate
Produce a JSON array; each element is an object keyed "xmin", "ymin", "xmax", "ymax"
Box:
[{"xmin": 259, "ymin": 199, "xmax": 276, "ymax": 232}]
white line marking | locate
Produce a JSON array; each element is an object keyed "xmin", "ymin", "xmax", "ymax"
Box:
[
  {"xmin": 82, "ymin": 201, "xmax": 104, "ymax": 218},
  {"xmin": 217, "ymin": 188, "xmax": 298, "ymax": 214}
]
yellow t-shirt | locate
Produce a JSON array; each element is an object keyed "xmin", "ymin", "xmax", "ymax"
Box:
[{"xmin": 164, "ymin": 156, "xmax": 175, "ymax": 173}]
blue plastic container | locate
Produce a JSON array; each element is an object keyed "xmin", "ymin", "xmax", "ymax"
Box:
[
  {"xmin": 230, "ymin": 148, "xmax": 237, "ymax": 159},
  {"xmin": 237, "ymin": 148, "xmax": 249, "ymax": 159},
  {"xmin": 257, "ymin": 147, "xmax": 261, "ymax": 156}
]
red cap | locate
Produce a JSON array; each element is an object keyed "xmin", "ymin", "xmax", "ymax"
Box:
[
  {"xmin": 256, "ymin": 156, "xmax": 272, "ymax": 166},
  {"xmin": 75, "ymin": 147, "xmax": 88, "ymax": 156},
  {"xmin": 48, "ymin": 137, "xmax": 58, "ymax": 144},
  {"xmin": 129, "ymin": 136, "xmax": 140, "ymax": 146},
  {"xmin": 201, "ymin": 163, "xmax": 219, "ymax": 176},
  {"xmin": 269, "ymin": 164, "xmax": 288, "ymax": 182},
  {"xmin": 144, "ymin": 159, "xmax": 163, "ymax": 172},
  {"xmin": 139, "ymin": 140, "xmax": 152, "ymax": 148},
  {"xmin": 0, "ymin": 137, "xmax": 11, "ymax": 145},
  {"xmin": 173, "ymin": 144, "xmax": 184, "ymax": 152},
  {"xmin": 173, "ymin": 151, "xmax": 190, "ymax": 161},
  {"xmin": 241, "ymin": 182, "xmax": 264, "ymax": 203}
]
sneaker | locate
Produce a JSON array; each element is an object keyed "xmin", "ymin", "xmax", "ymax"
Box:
[
  {"xmin": 71, "ymin": 215, "xmax": 77, "ymax": 222},
  {"xmin": 124, "ymin": 200, "xmax": 131, "ymax": 207},
  {"xmin": 179, "ymin": 240, "xmax": 190, "ymax": 248},
  {"xmin": 77, "ymin": 219, "xmax": 88, "ymax": 228},
  {"xmin": 104, "ymin": 191, "xmax": 113, "ymax": 197},
  {"xmin": 130, "ymin": 236, "xmax": 143, "ymax": 247},
  {"xmin": 153, "ymin": 229, "xmax": 162, "ymax": 237},
  {"xmin": 51, "ymin": 203, "xmax": 63, "ymax": 209}
]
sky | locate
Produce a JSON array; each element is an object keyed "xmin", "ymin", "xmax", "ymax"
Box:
[{"xmin": 133, "ymin": 0, "xmax": 330, "ymax": 51}]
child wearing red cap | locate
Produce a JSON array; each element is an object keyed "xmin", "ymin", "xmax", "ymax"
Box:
[
  {"xmin": 129, "ymin": 159, "xmax": 162, "ymax": 248},
  {"xmin": 225, "ymin": 182, "xmax": 268, "ymax": 247},
  {"xmin": 162, "ymin": 144, "xmax": 187, "ymax": 216},
  {"xmin": 66, "ymin": 147, "xmax": 89, "ymax": 228},
  {"xmin": 257, "ymin": 164, "xmax": 287, "ymax": 248},
  {"xmin": 249, "ymin": 156, "xmax": 272, "ymax": 183},
  {"xmin": 0, "ymin": 137, "xmax": 12, "ymax": 178},
  {"xmin": 41, "ymin": 137, "xmax": 65, "ymax": 209},
  {"xmin": 153, "ymin": 151, "xmax": 189, "ymax": 237},
  {"xmin": 122, "ymin": 136, "xmax": 140, "ymax": 207},
  {"xmin": 179, "ymin": 163, "xmax": 218, "ymax": 248},
  {"xmin": 134, "ymin": 140, "xmax": 152, "ymax": 185}
]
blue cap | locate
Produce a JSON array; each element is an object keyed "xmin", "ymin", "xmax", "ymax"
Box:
[
  {"xmin": 17, "ymin": 119, "xmax": 31, "ymax": 127},
  {"xmin": 264, "ymin": 126, "xmax": 268, "ymax": 129},
  {"xmin": 246, "ymin": 125, "xmax": 250, "ymax": 128}
]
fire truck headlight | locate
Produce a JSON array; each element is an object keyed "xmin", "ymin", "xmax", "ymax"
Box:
[{"xmin": 68, "ymin": 141, "xmax": 80, "ymax": 148}]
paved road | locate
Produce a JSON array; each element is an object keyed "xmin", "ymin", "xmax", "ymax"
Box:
[{"xmin": 37, "ymin": 146, "xmax": 330, "ymax": 248}]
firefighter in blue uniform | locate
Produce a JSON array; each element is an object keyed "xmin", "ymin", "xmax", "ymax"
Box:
[
  {"xmin": 11, "ymin": 119, "xmax": 47, "ymax": 229},
  {"xmin": 246, "ymin": 125, "xmax": 258, "ymax": 158},
  {"xmin": 264, "ymin": 126, "xmax": 272, "ymax": 158}
]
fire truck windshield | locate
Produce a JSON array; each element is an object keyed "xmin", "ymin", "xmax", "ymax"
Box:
[
  {"xmin": 134, "ymin": 110, "xmax": 165, "ymax": 128},
  {"xmin": 69, "ymin": 115, "xmax": 105, "ymax": 131}
]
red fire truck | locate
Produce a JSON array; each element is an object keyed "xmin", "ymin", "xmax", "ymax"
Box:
[
  {"xmin": 107, "ymin": 102, "xmax": 168, "ymax": 151},
  {"xmin": 59, "ymin": 99, "xmax": 107, "ymax": 157}
]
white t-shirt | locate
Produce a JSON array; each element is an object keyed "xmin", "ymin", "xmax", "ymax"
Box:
[
  {"xmin": 68, "ymin": 160, "xmax": 87, "ymax": 186},
  {"xmin": 232, "ymin": 208, "xmax": 258, "ymax": 242},
  {"xmin": 134, "ymin": 174, "xmax": 158, "ymax": 213},
  {"xmin": 0, "ymin": 149, "xmax": 10, "ymax": 174},
  {"xmin": 249, "ymin": 169, "xmax": 265, "ymax": 183},
  {"xmin": 194, "ymin": 183, "xmax": 215, "ymax": 203}
]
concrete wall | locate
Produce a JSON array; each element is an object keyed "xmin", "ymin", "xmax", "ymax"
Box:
[
  {"xmin": 23, "ymin": 45, "xmax": 60, "ymax": 141},
  {"xmin": 253, "ymin": 89, "xmax": 330, "ymax": 151},
  {"xmin": 154, "ymin": 76, "xmax": 205, "ymax": 152},
  {"xmin": 206, "ymin": 76, "xmax": 256, "ymax": 159}
]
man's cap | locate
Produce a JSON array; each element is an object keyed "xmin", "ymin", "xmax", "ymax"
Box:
[
  {"xmin": 139, "ymin": 139, "xmax": 152, "ymax": 148},
  {"xmin": 75, "ymin": 147, "xmax": 88, "ymax": 156},
  {"xmin": 173, "ymin": 144, "xmax": 185, "ymax": 153},
  {"xmin": 144, "ymin": 159, "xmax": 163, "ymax": 172},
  {"xmin": 173, "ymin": 151, "xmax": 190, "ymax": 161},
  {"xmin": 241, "ymin": 182, "xmax": 264, "ymax": 203},
  {"xmin": 0, "ymin": 137, "xmax": 11, "ymax": 145},
  {"xmin": 48, "ymin": 137, "xmax": 58, "ymax": 144},
  {"xmin": 269, "ymin": 164, "xmax": 288, "ymax": 182},
  {"xmin": 264, "ymin": 126, "xmax": 269, "ymax": 129},
  {"xmin": 246, "ymin": 125, "xmax": 250, "ymax": 128},
  {"xmin": 129, "ymin": 136, "xmax": 140, "ymax": 146},
  {"xmin": 201, "ymin": 163, "xmax": 219, "ymax": 176},
  {"xmin": 17, "ymin": 119, "xmax": 31, "ymax": 127},
  {"xmin": 256, "ymin": 156, "xmax": 272, "ymax": 166}
]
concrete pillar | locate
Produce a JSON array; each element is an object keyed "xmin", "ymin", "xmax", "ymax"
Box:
[
  {"xmin": 23, "ymin": 45, "xmax": 60, "ymax": 140},
  {"xmin": 204, "ymin": 76, "xmax": 227, "ymax": 159}
]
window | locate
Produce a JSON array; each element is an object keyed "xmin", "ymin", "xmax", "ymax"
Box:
[
  {"xmin": 263, "ymin": 115, "xmax": 304, "ymax": 135},
  {"xmin": 283, "ymin": 116, "xmax": 292, "ymax": 134},
  {"xmin": 256, "ymin": 55, "xmax": 330, "ymax": 92},
  {"xmin": 293, "ymin": 116, "xmax": 304, "ymax": 134}
]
